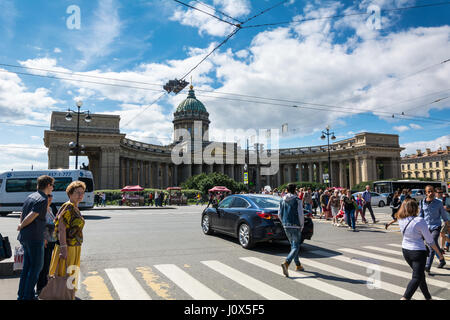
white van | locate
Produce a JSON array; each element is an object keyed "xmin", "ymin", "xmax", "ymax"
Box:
[{"xmin": 0, "ymin": 169, "xmax": 94, "ymax": 216}]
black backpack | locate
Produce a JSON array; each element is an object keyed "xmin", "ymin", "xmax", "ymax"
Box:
[{"xmin": 0, "ymin": 233, "xmax": 12, "ymax": 261}]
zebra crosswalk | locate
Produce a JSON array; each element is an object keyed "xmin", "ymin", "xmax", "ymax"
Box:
[{"xmin": 79, "ymin": 244, "xmax": 450, "ymax": 300}]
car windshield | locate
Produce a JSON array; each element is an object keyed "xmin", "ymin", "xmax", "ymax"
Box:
[{"xmin": 248, "ymin": 196, "xmax": 281, "ymax": 209}]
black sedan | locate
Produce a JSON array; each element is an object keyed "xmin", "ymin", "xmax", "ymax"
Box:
[{"xmin": 201, "ymin": 194, "xmax": 313, "ymax": 249}]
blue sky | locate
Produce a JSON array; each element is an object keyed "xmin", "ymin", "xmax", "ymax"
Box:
[{"xmin": 0, "ymin": 0, "xmax": 449, "ymax": 171}]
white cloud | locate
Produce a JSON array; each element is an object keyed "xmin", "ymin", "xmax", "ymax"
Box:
[
  {"xmin": 393, "ymin": 125, "xmax": 410, "ymax": 132},
  {"xmin": 401, "ymin": 135, "xmax": 450, "ymax": 156},
  {"xmin": 409, "ymin": 123, "xmax": 423, "ymax": 130},
  {"xmin": 170, "ymin": 0, "xmax": 250, "ymax": 37},
  {"xmin": 72, "ymin": 0, "xmax": 122, "ymax": 66},
  {"xmin": 54, "ymin": 48, "xmax": 62, "ymax": 53},
  {"xmin": 0, "ymin": 67, "xmax": 59, "ymax": 123},
  {"xmin": 0, "ymin": 144, "xmax": 48, "ymax": 172}
]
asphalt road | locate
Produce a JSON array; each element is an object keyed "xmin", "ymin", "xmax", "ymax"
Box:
[{"xmin": 1, "ymin": 205, "xmax": 449, "ymax": 301}]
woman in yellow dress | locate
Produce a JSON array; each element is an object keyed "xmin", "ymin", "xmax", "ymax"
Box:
[{"xmin": 48, "ymin": 181, "xmax": 86, "ymax": 299}]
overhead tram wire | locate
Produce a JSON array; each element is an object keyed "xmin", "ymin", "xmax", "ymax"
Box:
[
  {"xmin": 172, "ymin": 0, "xmax": 240, "ymax": 27},
  {"xmin": 1, "ymin": 67, "xmax": 449, "ymax": 124},
  {"xmin": 240, "ymin": 1, "xmax": 450, "ymax": 29},
  {"xmin": 241, "ymin": 0, "xmax": 290, "ymax": 25},
  {"xmin": 191, "ymin": 0, "xmax": 243, "ymax": 24},
  {"xmin": 2, "ymin": 56, "xmax": 448, "ymax": 101}
]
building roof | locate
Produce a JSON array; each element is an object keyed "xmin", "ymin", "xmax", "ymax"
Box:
[
  {"xmin": 402, "ymin": 146, "xmax": 450, "ymax": 160},
  {"xmin": 175, "ymin": 86, "xmax": 207, "ymax": 114}
]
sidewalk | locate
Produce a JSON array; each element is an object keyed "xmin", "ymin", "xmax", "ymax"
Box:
[{"xmin": 90, "ymin": 205, "xmax": 175, "ymax": 210}]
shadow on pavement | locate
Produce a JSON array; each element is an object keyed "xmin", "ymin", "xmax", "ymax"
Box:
[{"xmin": 82, "ymin": 215, "xmax": 111, "ymax": 220}]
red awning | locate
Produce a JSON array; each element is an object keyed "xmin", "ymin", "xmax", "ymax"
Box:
[
  {"xmin": 121, "ymin": 185, "xmax": 144, "ymax": 192},
  {"xmin": 208, "ymin": 186, "xmax": 231, "ymax": 193}
]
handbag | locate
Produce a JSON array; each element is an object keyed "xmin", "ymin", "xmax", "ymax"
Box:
[
  {"xmin": 13, "ymin": 246, "xmax": 24, "ymax": 271},
  {"xmin": 0, "ymin": 233, "xmax": 12, "ymax": 261},
  {"xmin": 38, "ymin": 258, "xmax": 75, "ymax": 300}
]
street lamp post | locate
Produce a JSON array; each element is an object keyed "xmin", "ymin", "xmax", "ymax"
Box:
[
  {"xmin": 321, "ymin": 125, "xmax": 336, "ymax": 188},
  {"xmin": 65, "ymin": 100, "xmax": 92, "ymax": 169}
]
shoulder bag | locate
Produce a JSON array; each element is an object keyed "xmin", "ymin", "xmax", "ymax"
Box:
[{"xmin": 38, "ymin": 257, "xmax": 75, "ymax": 300}]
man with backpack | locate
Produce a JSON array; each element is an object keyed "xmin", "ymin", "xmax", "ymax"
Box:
[{"xmin": 279, "ymin": 183, "xmax": 305, "ymax": 277}]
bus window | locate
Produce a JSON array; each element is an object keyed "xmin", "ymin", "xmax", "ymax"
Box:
[
  {"xmin": 78, "ymin": 177, "xmax": 94, "ymax": 192},
  {"xmin": 54, "ymin": 177, "xmax": 73, "ymax": 192},
  {"xmin": 6, "ymin": 178, "xmax": 36, "ymax": 192}
]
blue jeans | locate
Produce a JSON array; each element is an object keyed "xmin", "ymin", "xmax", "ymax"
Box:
[
  {"xmin": 345, "ymin": 208, "xmax": 356, "ymax": 230},
  {"xmin": 305, "ymin": 203, "xmax": 312, "ymax": 213},
  {"xmin": 426, "ymin": 229, "xmax": 441, "ymax": 269},
  {"xmin": 18, "ymin": 240, "xmax": 44, "ymax": 300},
  {"xmin": 285, "ymin": 228, "xmax": 302, "ymax": 266}
]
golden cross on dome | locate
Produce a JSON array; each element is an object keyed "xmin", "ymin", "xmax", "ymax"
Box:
[{"xmin": 190, "ymin": 76, "xmax": 193, "ymax": 89}]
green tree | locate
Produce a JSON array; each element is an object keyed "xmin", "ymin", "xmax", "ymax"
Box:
[{"xmin": 181, "ymin": 172, "xmax": 247, "ymax": 195}]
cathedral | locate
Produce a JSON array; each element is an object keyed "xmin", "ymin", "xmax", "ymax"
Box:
[{"xmin": 44, "ymin": 86, "xmax": 403, "ymax": 190}]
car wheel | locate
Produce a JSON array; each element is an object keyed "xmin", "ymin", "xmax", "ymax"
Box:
[
  {"xmin": 238, "ymin": 223, "xmax": 254, "ymax": 249},
  {"xmin": 201, "ymin": 214, "xmax": 214, "ymax": 235},
  {"xmin": 378, "ymin": 201, "xmax": 385, "ymax": 207}
]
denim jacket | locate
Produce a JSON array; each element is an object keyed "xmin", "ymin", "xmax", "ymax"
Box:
[{"xmin": 279, "ymin": 194, "xmax": 304, "ymax": 230}]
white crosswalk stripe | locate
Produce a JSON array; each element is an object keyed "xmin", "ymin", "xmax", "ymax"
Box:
[
  {"xmin": 388, "ymin": 243, "xmax": 403, "ymax": 248},
  {"xmin": 85, "ymin": 246, "xmax": 450, "ymax": 300},
  {"xmin": 104, "ymin": 268, "xmax": 152, "ymax": 300},
  {"xmin": 311, "ymin": 250, "xmax": 450, "ymax": 290},
  {"xmin": 297, "ymin": 255, "xmax": 441, "ymax": 300},
  {"xmin": 154, "ymin": 264, "xmax": 224, "ymax": 300},
  {"xmin": 343, "ymin": 247, "xmax": 450, "ymax": 276},
  {"xmin": 240, "ymin": 257, "xmax": 372, "ymax": 300},
  {"xmin": 201, "ymin": 260, "xmax": 297, "ymax": 300}
]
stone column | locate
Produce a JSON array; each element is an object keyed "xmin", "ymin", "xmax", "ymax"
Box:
[
  {"xmin": 229, "ymin": 165, "xmax": 235, "ymax": 181},
  {"xmin": 276, "ymin": 166, "xmax": 281, "ymax": 187},
  {"xmin": 355, "ymin": 156, "xmax": 361, "ymax": 185},
  {"xmin": 372, "ymin": 157, "xmax": 377, "ymax": 181},
  {"xmin": 163, "ymin": 163, "xmax": 169, "ymax": 188},
  {"xmin": 339, "ymin": 160, "xmax": 345, "ymax": 188},
  {"xmin": 349, "ymin": 159, "xmax": 355, "ymax": 189},
  {"xmin": 173, "ymin": 165, "xmax": 178, "ymax": 186},
  {"xmin": 308, "ymin": 162, "xmax": 313, "ymax": 182},
  {"xmin": 319, "ymin": 162, "xmax": 324, "ymax": 184},
  {"xmin": 99, "ymin": 147, "xmax": 120, "ymax": 189},
  {"xmin": 182, "ymin": 164, "xmax": 192, "ymax": 184}
]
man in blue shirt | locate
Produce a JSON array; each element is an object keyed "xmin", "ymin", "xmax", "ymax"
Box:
[
  {"xmin": 420, "ymin": 185, "xmax": 449, "ymax": 273},
  {"xmin": 362, "ymin": 185, "xmax": 378, "ymax": 224},
  {"xmin": 17, "ymin": 175, "xmax": 54, "ymax": 300}
]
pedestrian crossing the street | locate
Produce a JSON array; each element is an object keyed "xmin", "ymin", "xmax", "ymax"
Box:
[{"xmin": 79, "ymin": 244, "xmax": 450, "ymax": 300}]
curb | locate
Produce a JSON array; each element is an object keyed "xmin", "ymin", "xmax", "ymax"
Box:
[
  {"xmin": 0, "ymin": 257, "xmax": 20, "ymax": 277},
  {"xmin": 88, "ymin": 206, "xmax": 177, "ymax": 211}
]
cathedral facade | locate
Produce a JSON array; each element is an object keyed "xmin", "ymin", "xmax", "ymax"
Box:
[{"xmin": 44, "ymin": 86, "xmax": 404, "ymax": 190}]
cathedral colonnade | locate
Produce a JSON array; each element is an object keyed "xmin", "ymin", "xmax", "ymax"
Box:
[{"xmin": 44, "ymin": 87, "xmax": 403, "ymax": 190}]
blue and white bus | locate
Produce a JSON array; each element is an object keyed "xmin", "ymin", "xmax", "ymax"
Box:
[{"xmin": 0, "ymin": 169, "xmax": 94, "ymax": 216}]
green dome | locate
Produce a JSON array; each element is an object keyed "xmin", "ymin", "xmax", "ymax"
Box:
[{"xmin": 175, "ymin": 87, "xmax": 207, "ymax": 114}]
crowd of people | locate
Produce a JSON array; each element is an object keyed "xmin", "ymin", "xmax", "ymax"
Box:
[
  {"xmin": 256, "ymin": 185, "xmax": 379, "ymax": 232},
  {"xmin": 12, "ymin": 175, "xmax": 449, "ymax": 300}
]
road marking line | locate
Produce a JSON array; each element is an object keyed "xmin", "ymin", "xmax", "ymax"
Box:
[
  {"xmin": 201, "ymin": 260, "xmax": 296, "ymax": 300},
  {"xmin": 240, "ymin": 257, "xmax": 372, "ymax": 300},
  {"xmin": 342, "ymin": 248, "xmax": 450, "ymax": 276},
  {"xmin": 388, "ymin": 243, "xmax": 403, "ymax": 248},
  {"xmin": 136, "ymin": 266, "xmax": 175, "ymax": 300},
  {"xmin": 82, "ymin": 274, "xmax": 114, "ymax": 300},
  {"xmin": 298, "ymin": 255, "xmax": 441, "ymax": 300},
  {"xmin": 154, "ymin": 264, "xmax": 224, "ymax": 300},
  {"xmin": 104, "ymin": 268, "xmax": 151, "ymax": 300},
  {"xmin": 311, "ymin": 250, "xmax": 450, "ymax": 290}
]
